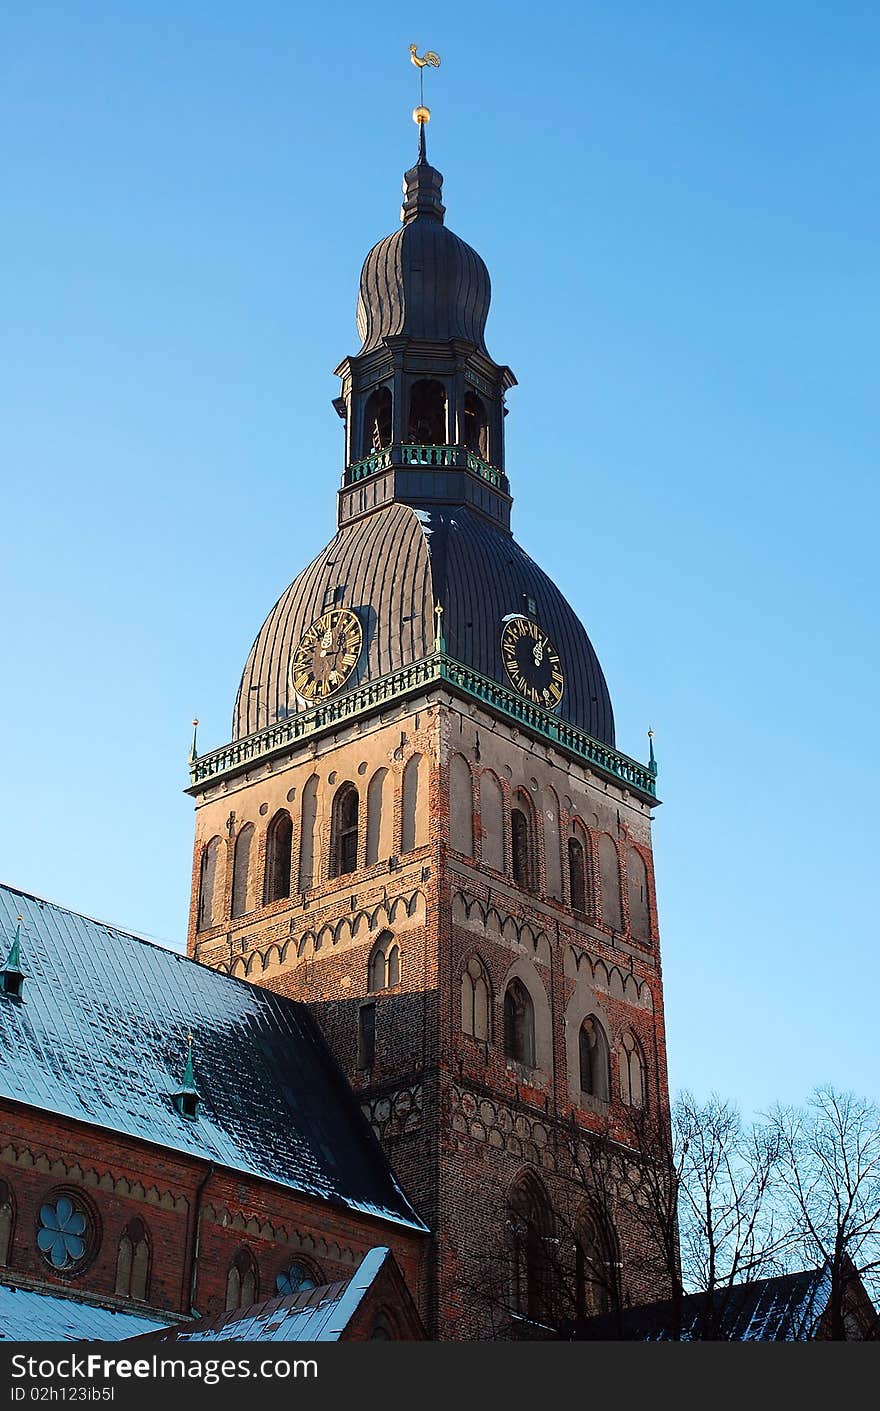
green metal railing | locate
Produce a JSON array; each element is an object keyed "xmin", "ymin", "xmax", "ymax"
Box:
[
  {"xmin": 189, "ymin": 654, "xmax": 658, "ymax": 802},
  {"xmin": 343, "ymin": 444, "xmax": 506, "ymax": 489}
]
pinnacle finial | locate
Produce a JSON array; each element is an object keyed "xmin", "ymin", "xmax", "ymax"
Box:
[
  {"xmin": 648, "ymin": 728, "xmax": 657, "ymax": 777},
  {"xmin": 434, "ymin": 600, "xmax": 446, "ymax": 653},
  {"xmin": 189, "ymin": 718, "xmax": 199, "ymax": 765}
]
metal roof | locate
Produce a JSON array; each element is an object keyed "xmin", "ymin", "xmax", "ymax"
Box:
[
  {"xmin": 0, "ymin": 883, "xmax": 424, "ymax": 1231},
  {"xmin": 135, "ymin": 1247, "xmax": 395, "ymax": 1343},
  {"xmin": 233, "ymin": 502, "xmax": 614, "ymax": 746},
  {"xmin": 0, "ymin": 1282, "xmax": 165, "ymax": 1342}
]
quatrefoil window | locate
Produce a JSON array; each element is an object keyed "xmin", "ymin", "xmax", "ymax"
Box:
[{"xmin": 37, "ymin": 1195, "xmax": 90, "ymax": 1271}]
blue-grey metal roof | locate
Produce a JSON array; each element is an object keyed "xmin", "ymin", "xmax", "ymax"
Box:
[
  {"xmin": 0, "ymin": 884, "xmax": 424, "ymax": 1231},
  {"xmin": 137, "ymin": 1247, "xmax": 396, "ymax": 1343},
  {"xmin": 0, "ymin": 1282, "xmax": 165, "ymax": 1342}
]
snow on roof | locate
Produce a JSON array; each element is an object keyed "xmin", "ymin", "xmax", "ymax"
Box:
[
  {"xmin": 132, "ymin": 1247, "xmax": 392, "ymax": 1342},
  {"xmin": 0, "ymin": 1282, "xmax": 166, "ymax": 1342},
  {"xmin": 0, "ymin": 883, "xmax": 424, "ymax": 1232}
]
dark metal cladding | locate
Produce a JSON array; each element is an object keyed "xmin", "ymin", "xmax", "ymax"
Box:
[
  {"xmin": 233, "ymin": 503, "xmax": 614, "ymax": 747},
  {"xmin": 0, "ymin": 883, "xmax": 424, "ymax": 1231},
  {"xmin": 355, "ymin": 151, "xmax": 491, "ymax": 355}
]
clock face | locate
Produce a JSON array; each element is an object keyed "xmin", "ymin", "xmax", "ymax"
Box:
[
  {"xmin": 501, "ymin": 616, "xmax": 565, "ymax": 709},
  {"xmin": 290, "ymin": 609, "xmax": 363, "ymax": 702}
]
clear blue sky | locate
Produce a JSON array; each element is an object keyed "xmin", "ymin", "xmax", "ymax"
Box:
[{"xmin": 2, "ymin": 2, "xmax": 877, "ymax": 1118}]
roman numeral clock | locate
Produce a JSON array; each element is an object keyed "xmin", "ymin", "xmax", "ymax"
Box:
[
  {"xmin": 501, "ymin": 614, "xmax": 565, "ymax": 709},
  {"xmin": 290, "ymin": 609, "xmax": 363, "ymax": 703}
]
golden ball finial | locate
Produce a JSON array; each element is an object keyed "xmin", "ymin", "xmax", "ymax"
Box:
[{"xmin": 413, "ymin": 105, "xmax": 431, "ymax": 125}]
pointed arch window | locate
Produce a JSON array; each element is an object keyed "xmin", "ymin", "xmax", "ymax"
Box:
[
  {"xmin": 226, "ymin": 1248, "xmax": 258, "ymax": 1311},
  {"xmin": 626, "ymin": 846, "xmax": 651, "ymax": 940},
  {"xmin": 461, "ymin": 956, "xmax": 491, "ymax": 1041},
  {"xmin": 362, "ymin": 386, "xmax": 392, "ymax": 455},
  {"xmin": 276, "ymin": 1260, "xmax": 319, "ymax": 1295},
  {"xmin": 568, "ymin": 835, "xmax": 587, "ymax": 913},
  {"xmin": 197, "ymin": 837, "xmax": 221, "ymax": 930},
  {"xmin": 503, "ymin": 978, "xmax": 535, "ymax": 1068},
  {"xmin": 575, "ymin": 1208, "xmax": 619, "ymax": 1318},
  {"xmin": 330, "ymin": 783, "xmax": 359, "ymax": 878},
  {"xmin": 368, "ymin": 932, "xmax": 400, "ymax": 992},
  {"xmin": 579, "ymin": 1016, "xmax": 610, "ymax": 1101},
  {"xmin": 115, "ymin": 1218, "xmax": 150, "ymax": 1301},
  {"xmin": 264, "ymin": 811, "xmax": 293, "ymax": 904},
  {"xmin": 407, "ymin": 379, "xmax": 447, "ymax": 444},
  {"xmin": 508, "ymin": 1175, "xmax": 554, "ymax": 1321},
  {"xmin": 231, "ymin": 823, "xmax": 254, "ymax": 919},
  {"xmin": 619, "ymin": 1031, "xmax": 646, "ymax": 1108},
  {"xmin": 511, "ymin": 797, "xmax": 535, "ymax": 892}
]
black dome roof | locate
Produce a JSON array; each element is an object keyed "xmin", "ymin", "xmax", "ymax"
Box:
[
  {"xmin": 234, "ymin": 503, "xmax": 615, "ymax": 747},
  {"xmin": 355, "ymin": 134, "xmax": 491, "ymax": 355}
]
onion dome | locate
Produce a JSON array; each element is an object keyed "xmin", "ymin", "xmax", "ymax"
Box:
[{"xmin": 355, "ymin": 125, "xmax": 492, "ymax": 354}]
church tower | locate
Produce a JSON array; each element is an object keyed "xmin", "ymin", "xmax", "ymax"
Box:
[{"xmin": 187, "ymin": 115, "xmax": 672, "ymax": 1339}]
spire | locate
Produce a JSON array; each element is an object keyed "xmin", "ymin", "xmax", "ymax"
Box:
[
  {"xmin": 401, "ymin": 109, "xmax": 445, "ymax": 225},
  {"xmin": 172, "ymin": 1032, "xmax": 201, "ymax": 1118}
]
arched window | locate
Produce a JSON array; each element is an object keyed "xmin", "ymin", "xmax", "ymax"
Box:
[
  {"xmin": 330, "ymin": 783, "xmax": 359, "ymax": 878},
  {"xmin": 368, "ymin": 932, "xmax": 400, "ymax": 992},
  {"xmin": 115, "ymin": 1218, "xmax": 150, "ymax": 1301},
  {"xmin": 568, "ymin": 835, "xmax": 587, "ymax": 913},
  {"xmin": 401, "ymin": 753, "xmax": 427, "ymax": 853},
  {"xmin": 575, "ymin": 1208, "xmax": 619, "ymax": 1317},
  {"xmin": 362, "ymin": 386, "xmax": 392, "ymax": 455},
  {"xmin": 0, "ymin": 1180, "xmax": 14, "ymax": 1265},
  {"xmin": 598, "ymin": 833, "xmax": 623, "ymax": 932},
  {"xmin": 276, "ymin": 1260, "xmax": 319, "ymax": 1295},
  {"xmin": 226, "ymin": 1248, "xmax": 258, "ymax": 1311},
  {"xmin": 626, "ymin": 846, "xmax": 651, "ymax": 940},
  {"xmin": 461, "ymin": 956, "xmax": 491, "ymax": 1041},
  {"xmin": 503, "ymin": 979, "xmax": 535, "ymax": 1068},
  {"xmin": 511, "ymin": 796, "xmax": 535, "ymax": 891},
  {"xmin": 298, "ymin": 774, "xmax": 319, "ymax": 892},
  {"xmin": 264, "ymin": 811, "xmax": 293, "ymax": 904},
  {"xmin": 231, "ymin": 823, "xmax": 254, "ymax": 919},
  {"xmin": 508, "ymin": 1174, "xmax": 554, "ymax": 1321},
  {"xmin": 366, "ymin": 767, "xmax": 392, "ymax": 866},
  {"xmin": 619, "ymin": 1031, "xmax": 646, "ymax": 1108},
  {"xmin": 407, "ymin": 378, "xmax": 447, "ymax": 444},
  {"xmin": 463, "ymin": 391, "xmax": 489, "ymax": 459},
  {"xmin": 579, "ymin": 1016, "xmax": 610, "ymax": 1101},
  {"xmin": 197, "ymin": 837, "xmax": 221, "ymax": 930}
]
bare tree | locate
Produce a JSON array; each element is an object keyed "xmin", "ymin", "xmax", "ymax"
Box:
[
  {"xmin": 674, "ymin": 1091, "xmax": 786, "ymax": 1338},
  {"xmin": 767, "ymin": 1086, "xmax": 880, "ymax": 1340}
]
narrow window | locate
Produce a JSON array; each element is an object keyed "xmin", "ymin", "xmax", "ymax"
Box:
[
  {"xmin": 401, "ymin": 753, "xmax": 426, "ymax": 853},
  {"xmin": 115, "ymin": 1219, "xmax": 150, "ymax": 1300},
  {"xmin": 568, "ymin": 836, "xmax": 587, "ymax": 912},
  {"xmin": 357, "ymin": 1003, "xmax": 376, "ymax": 1070},
  {"xmin": 461, "ymin": 957, "xmax": 490, "ymax": 1041},
  {"xmin": 330, "ymin": 783, "xmax": 359, "ymax": 878},
  {"xmin": 264, "ymin": 811, "xmax": 293, "ymax": 903},
  {"xmin": 620, "ymin": 1031, "xmax": 646, "ymax": 1108},
  {"xmin": 579, "ymin": 1017, "xmax": 610, "ymax": 1101},
  {"xmin": 0, "ymin": 1180, "xmax": 14, "ymax": 1265},
  {"xmin": 368, "ymin": 933, "xmax": 400, "ymax": 992},
  {"xmin": 511, "ymin": 808, "xmax": 532, "ymax": 890},
  {"xmin": 298, "ymin": 774, "xmax": 319, "ymax": 892},
  {"xmin": 508, "ymin": 1176, "xmax": 554, "ymax": 1321},
  {"xmin": 226, "ymin": 1250, "xmax": 257, "ymax": 1311},
  {"xmin": 503, "ymin": 979, "xmax": 535, "ymax": 1068},
  {"xmin": 197, "ymin": 837, "xmax": 221, "ymax": 930},
  {"xmin": 231, "ymin": 823, "xmax": 254, "ymax": 919}
]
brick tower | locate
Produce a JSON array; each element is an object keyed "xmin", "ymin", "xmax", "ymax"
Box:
[{"xmin": 187, "ymin": 116, "xmax": 674, "ymax": 1339}]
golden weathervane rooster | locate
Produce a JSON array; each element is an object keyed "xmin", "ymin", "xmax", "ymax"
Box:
[{"xmin": 409, "ymin": 44, "xmax": 441, "ymax": 69}]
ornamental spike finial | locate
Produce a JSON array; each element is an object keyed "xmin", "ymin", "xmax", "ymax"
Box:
[
  {"xmin": 434, "ymin": 600, "xmax": 446, "ymax": 653},
  {"xmin": 189, "ymin": 718, "xmax": 199, "ymax": 765},
  {"xmin": 648, "ymin": 728, "xmax": 657, "ymax": 777}
]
